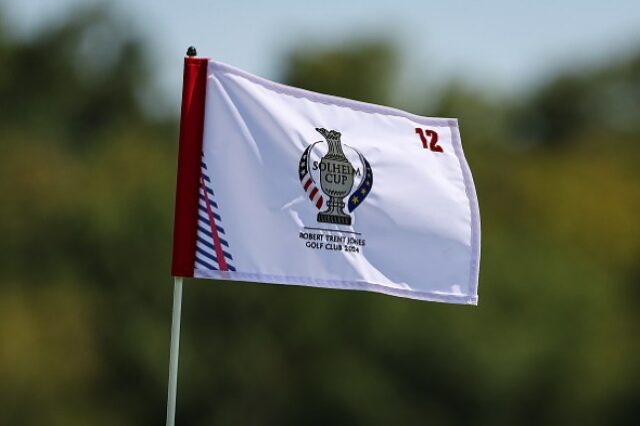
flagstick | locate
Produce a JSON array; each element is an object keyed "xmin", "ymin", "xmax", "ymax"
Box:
[{"xmin": 166, "ymin": 277, "xmax": 184, "ymax": 426}]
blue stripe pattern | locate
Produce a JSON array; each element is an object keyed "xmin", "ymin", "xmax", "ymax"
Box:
[{"xmin": 194, "ymin": 157, "xmax": 236, "ymax": 272}]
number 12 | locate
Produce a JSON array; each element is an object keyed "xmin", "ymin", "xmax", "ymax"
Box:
[{"xmin": 415, "ymin": 128, "xmax": 443, "ymax": 153}]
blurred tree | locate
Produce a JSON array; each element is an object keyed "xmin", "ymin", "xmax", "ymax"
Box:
[
  {"xmin": 0, "ymin": 7, "xmax": 148, "ymax": 151},
  {"xmin": 516, "ymin": 75, "xmax": 592, "ymax": 145},
  {"xmin": 512, "ymin": 49, "xmax": 640, "ymax": 148},
  {"xmin": 283, "ymin": 40, "xmax": 397, "ymax": 105},
  {"xmin": 0, "ymin": 7, "xmax": 175, "ymax": 426}
]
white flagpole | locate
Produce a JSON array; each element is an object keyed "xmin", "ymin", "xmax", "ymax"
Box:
[{"xmin": 166, "ymin": 277, "xmax": 183, "ymax": 426}]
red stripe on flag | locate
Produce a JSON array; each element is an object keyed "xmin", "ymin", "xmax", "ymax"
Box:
[
  {"xmin": 200, "ymin": 176, "xmax": 228, "ymax": 271},
  {"xmin": 309, "ymin": 187, "xmax": 318, "ymax": 200},
  {"xmin": 303, "ymin": 178, "xmax": 312, "ymax": 191},
  {"xmin": 316, "ymin": 197, "xmax": 323, "ymax": 209},
  {"xmin": 171, "ymin": 56, "xmax": 209, "ymax": 277}
]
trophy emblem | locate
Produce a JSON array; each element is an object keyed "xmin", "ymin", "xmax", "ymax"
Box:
[
  {"xmin": 298, "ymin": 127, "xmax": 374, "ymax": 226},
  {"xmin": 315, "ymin": 128, "xmax": 354, "ymax": 225}
]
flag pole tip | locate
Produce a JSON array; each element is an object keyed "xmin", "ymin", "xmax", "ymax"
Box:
[{"xmin": 186, "ymin": 46, "xmax": 197, "ymax": 57}]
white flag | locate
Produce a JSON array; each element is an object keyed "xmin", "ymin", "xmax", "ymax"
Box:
[{"xmin": 172, "ymin": 59, "xmax": 480, "ymax": 305}]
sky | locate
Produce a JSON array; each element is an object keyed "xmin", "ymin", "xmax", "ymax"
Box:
[{"xmin": 5, "ymin": 0, "xmax": 640, "ymax": 109}]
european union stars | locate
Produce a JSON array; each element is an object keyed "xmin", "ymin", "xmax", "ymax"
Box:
[{"xmin": 348, "ymin": 161, "xmax": 372, "ymax": 212}]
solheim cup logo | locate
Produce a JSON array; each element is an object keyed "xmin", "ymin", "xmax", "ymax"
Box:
[{"xmin": 299, "ymin": 128, "xmax": 373, "ymax": 225}]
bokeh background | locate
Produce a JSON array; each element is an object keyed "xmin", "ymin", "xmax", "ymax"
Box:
[{"xmin": 1, "ymin": 1, "xmax": 639, "ymax": 425}]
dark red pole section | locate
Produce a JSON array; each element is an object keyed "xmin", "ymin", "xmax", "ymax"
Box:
[{"xmin": 171, "ymin": 55, "xmax": 209, "ymax": 277}]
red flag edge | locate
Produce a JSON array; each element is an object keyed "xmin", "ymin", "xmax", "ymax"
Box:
[{"xmin": 171, "ymin": 56, "xmax": 209, "ymax": 277}]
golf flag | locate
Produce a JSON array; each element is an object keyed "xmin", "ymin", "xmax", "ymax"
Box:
[{"xmin": 171, "ymin": 56, "xmax": 480, "ymax": 304}]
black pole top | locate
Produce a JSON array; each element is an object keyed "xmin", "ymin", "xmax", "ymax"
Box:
[{"xmin": 186, "ymin": 46, "xmax": 197, "ymax": 57}]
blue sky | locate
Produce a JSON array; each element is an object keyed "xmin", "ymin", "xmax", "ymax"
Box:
[{"xmin": 5, "ymin": 0, "xmax": 640, "ymax": 108}]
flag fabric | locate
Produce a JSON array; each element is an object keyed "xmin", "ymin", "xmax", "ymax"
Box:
[{"xmin": 171, "ymin": 57, "xmax": 480, "ymax": 305}]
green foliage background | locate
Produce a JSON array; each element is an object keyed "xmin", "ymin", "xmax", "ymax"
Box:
[{"xmin": 1, "ymin": 7, "xmax": 639, "ymax": 426}]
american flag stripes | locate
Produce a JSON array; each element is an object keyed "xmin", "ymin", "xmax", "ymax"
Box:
[
  {"xmin": 298, "ymin": 143, "xmax": 324, "ymax": 210},
  {"xmin": 194, "ymin": 158, "xmax": 236, "ymax": 272}
]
